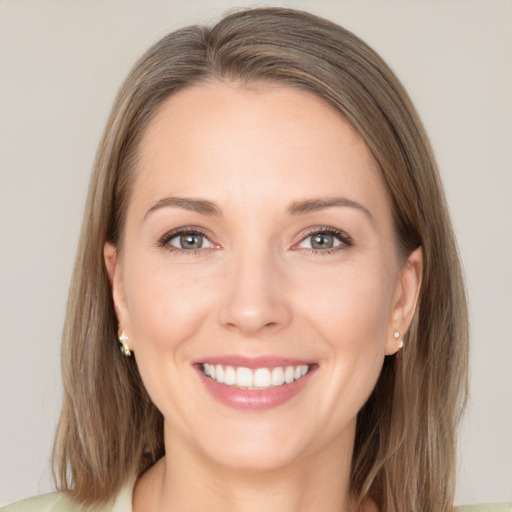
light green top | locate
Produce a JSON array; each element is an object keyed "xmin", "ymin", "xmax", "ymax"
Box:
[
  {"xmin": 1, "ymin": 485, "xmax": 511, "ymax": 512},
  {"xmin": 0, "ymin": 486, "xmax": 132, "ymax": 512},
  {"xmin": 457, "ymin": 507, "xmax": 512, "ymax": 512}
]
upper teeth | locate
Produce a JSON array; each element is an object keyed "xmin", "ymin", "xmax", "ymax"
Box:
[{"xmin": 202, "ymin": 364, "xmax": 309, "ymax": 389}]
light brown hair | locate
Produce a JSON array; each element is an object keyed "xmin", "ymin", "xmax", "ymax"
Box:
[{"xmin": 53, "ymin": 8, "xmax": 468, "ymax": 511}]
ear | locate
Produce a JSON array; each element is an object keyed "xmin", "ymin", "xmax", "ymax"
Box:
[
  {"xmin": 104, "ymin": 242, "xmax": 132, "ymax": 350},
  {"xmin": 385, "ymin": 246, "xmax": 423, "ymax": 355}
]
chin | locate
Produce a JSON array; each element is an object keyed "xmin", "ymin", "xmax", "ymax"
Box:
[
  {"xmin": 182, "ymin": 410, "xmax": 353, "ymax": 475},
  {"xmin": 202, "ymin": 436, "xmax": 308, "ymax": 473}
]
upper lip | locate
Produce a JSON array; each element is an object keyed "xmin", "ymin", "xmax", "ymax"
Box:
[{"xmin": 193, "ymin": 355, "xmax": 315, "ymax": 369}]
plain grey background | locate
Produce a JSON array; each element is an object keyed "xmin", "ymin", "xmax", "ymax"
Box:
[{"xmin": 1, "ymin": 0, "xmax": 511, "ymax": 506}]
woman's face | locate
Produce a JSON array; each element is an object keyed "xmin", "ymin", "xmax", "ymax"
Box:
[{"xmin": 106, "ymin": 81, "xmax": 421, "ymax": 472}]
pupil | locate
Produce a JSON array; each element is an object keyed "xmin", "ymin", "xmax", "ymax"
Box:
[
  {"xmin": 180, "ymin": 234, "xmax": 202, "ymax": 249},
  {"xmin": 312, "ymin": 233, "xmax": 333, "ymax": 249}
]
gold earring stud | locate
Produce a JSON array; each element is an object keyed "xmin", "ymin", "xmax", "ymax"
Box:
[{"xmin": 118, "ymin": 330, "xmax": 132, "ymax": 357}]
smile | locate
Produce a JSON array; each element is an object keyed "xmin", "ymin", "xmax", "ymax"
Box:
[{"xmin": 202, "ymin": 364, "xmax": 310, "ymax": 389}]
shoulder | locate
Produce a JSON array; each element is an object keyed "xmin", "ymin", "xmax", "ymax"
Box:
[
  {"xmin": 0, "ymin": 493, "xmax": 80, "ymax": 512},
  {"xmin": 456, "ymin": 505, "xmax": 512, "ymax": 512}
]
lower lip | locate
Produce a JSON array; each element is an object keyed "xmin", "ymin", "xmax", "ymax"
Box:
[{"xmin": 198, "ymin": 368, "xmax": 314, "ymax": 410}]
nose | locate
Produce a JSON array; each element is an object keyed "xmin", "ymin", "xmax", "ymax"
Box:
[{"xmin": 218, "ymin": 248, "xmax": 293, "ymax": 337}]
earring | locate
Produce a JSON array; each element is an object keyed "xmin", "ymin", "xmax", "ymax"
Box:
[
  {"xmin": 394, "ymin": 331, "xmax": 404, "ymax": 350},
  {"xmin": 118, "ymin": 329, "xmax": 132, "ymax": 357}
]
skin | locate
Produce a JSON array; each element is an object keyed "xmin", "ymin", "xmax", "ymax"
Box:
[{"xmin": 105, "ymin": 81, "xmax": 422, "ymax": 512}]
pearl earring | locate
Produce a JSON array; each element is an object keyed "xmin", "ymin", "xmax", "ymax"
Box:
[
  {"xmin": 118, "ymin": 330, "xmax": 132, "ymax": 357},
  {"xmin": 394, "ymin": 331, "xmax": 404, "ymax": 349}
]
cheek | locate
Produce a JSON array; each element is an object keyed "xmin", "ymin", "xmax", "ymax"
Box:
[
  {"xmin": 300, "ymin": 261, "xmax": 394, "ymax": 347},
  {"xmin": 124, "ymin": 258, "xmax": 215, "ymax": 349},
  {"xmin": 298, "ymin": 263, "xmax": 393, "ymax": 409},
  {"xmin": 121, "ymin": 258, "xmax": 218, "ymax": 422}
]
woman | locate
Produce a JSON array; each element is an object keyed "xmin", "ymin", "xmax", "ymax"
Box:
[{"xmin": 2, "ymin": 7, "xmax": 509, "ymax": 512}]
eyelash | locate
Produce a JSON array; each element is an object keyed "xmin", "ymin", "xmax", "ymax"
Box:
[{"xmin": 157, "ymin": 226, "xmax": 353, "ymax": 256}]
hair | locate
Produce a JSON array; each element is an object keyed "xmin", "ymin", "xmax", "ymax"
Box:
[{"xmin": 52, "ymin": 7, "xmax": 468, "ymax": 512}]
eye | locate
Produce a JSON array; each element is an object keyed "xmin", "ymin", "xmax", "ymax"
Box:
[
  {"xmin": 296, "ymin": 228, "xmax": 352, "ymax": 253},
  {"xmin": 170, "ymin": 232, "xmax": 211, "ymax": 250},
  {"xmin": 158, "ymin": 228, "xmax": 215, "ymax": 253}
]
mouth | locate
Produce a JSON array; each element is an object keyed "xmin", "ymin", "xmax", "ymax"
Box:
[
  {"xmin": 195, "ymin": 357, "xmax": 316, "ymax": 410},
  {"xmin": 201, "ymin": 363, "xmax": 311, "ymax": 390}
]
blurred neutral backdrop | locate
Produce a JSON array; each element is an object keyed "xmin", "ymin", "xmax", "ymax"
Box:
[{"xmin": 1, "ymin": 0, "xmax": 511, "ymax": 506}]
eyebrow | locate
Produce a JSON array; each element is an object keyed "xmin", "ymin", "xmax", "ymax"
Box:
[
  {"xmin": 287, "ymin": 196, "xmax": 375, "ymax": 223},
  {"xmin": 144, "ymin": 195, "xmax": 374, "ymax": 223},
  {"xmin": 145, "ymin": 197, "xmax": 222, "ymax": 219}
]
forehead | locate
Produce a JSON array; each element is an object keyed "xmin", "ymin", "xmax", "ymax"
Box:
[{"xmin": 133, "ymin": 80, "xmax": 391, "ymax": 221}]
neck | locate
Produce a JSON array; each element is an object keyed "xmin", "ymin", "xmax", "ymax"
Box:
[{"xmin": 133, "ymin": 422, "xmax": 364, "ymax": 512}]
